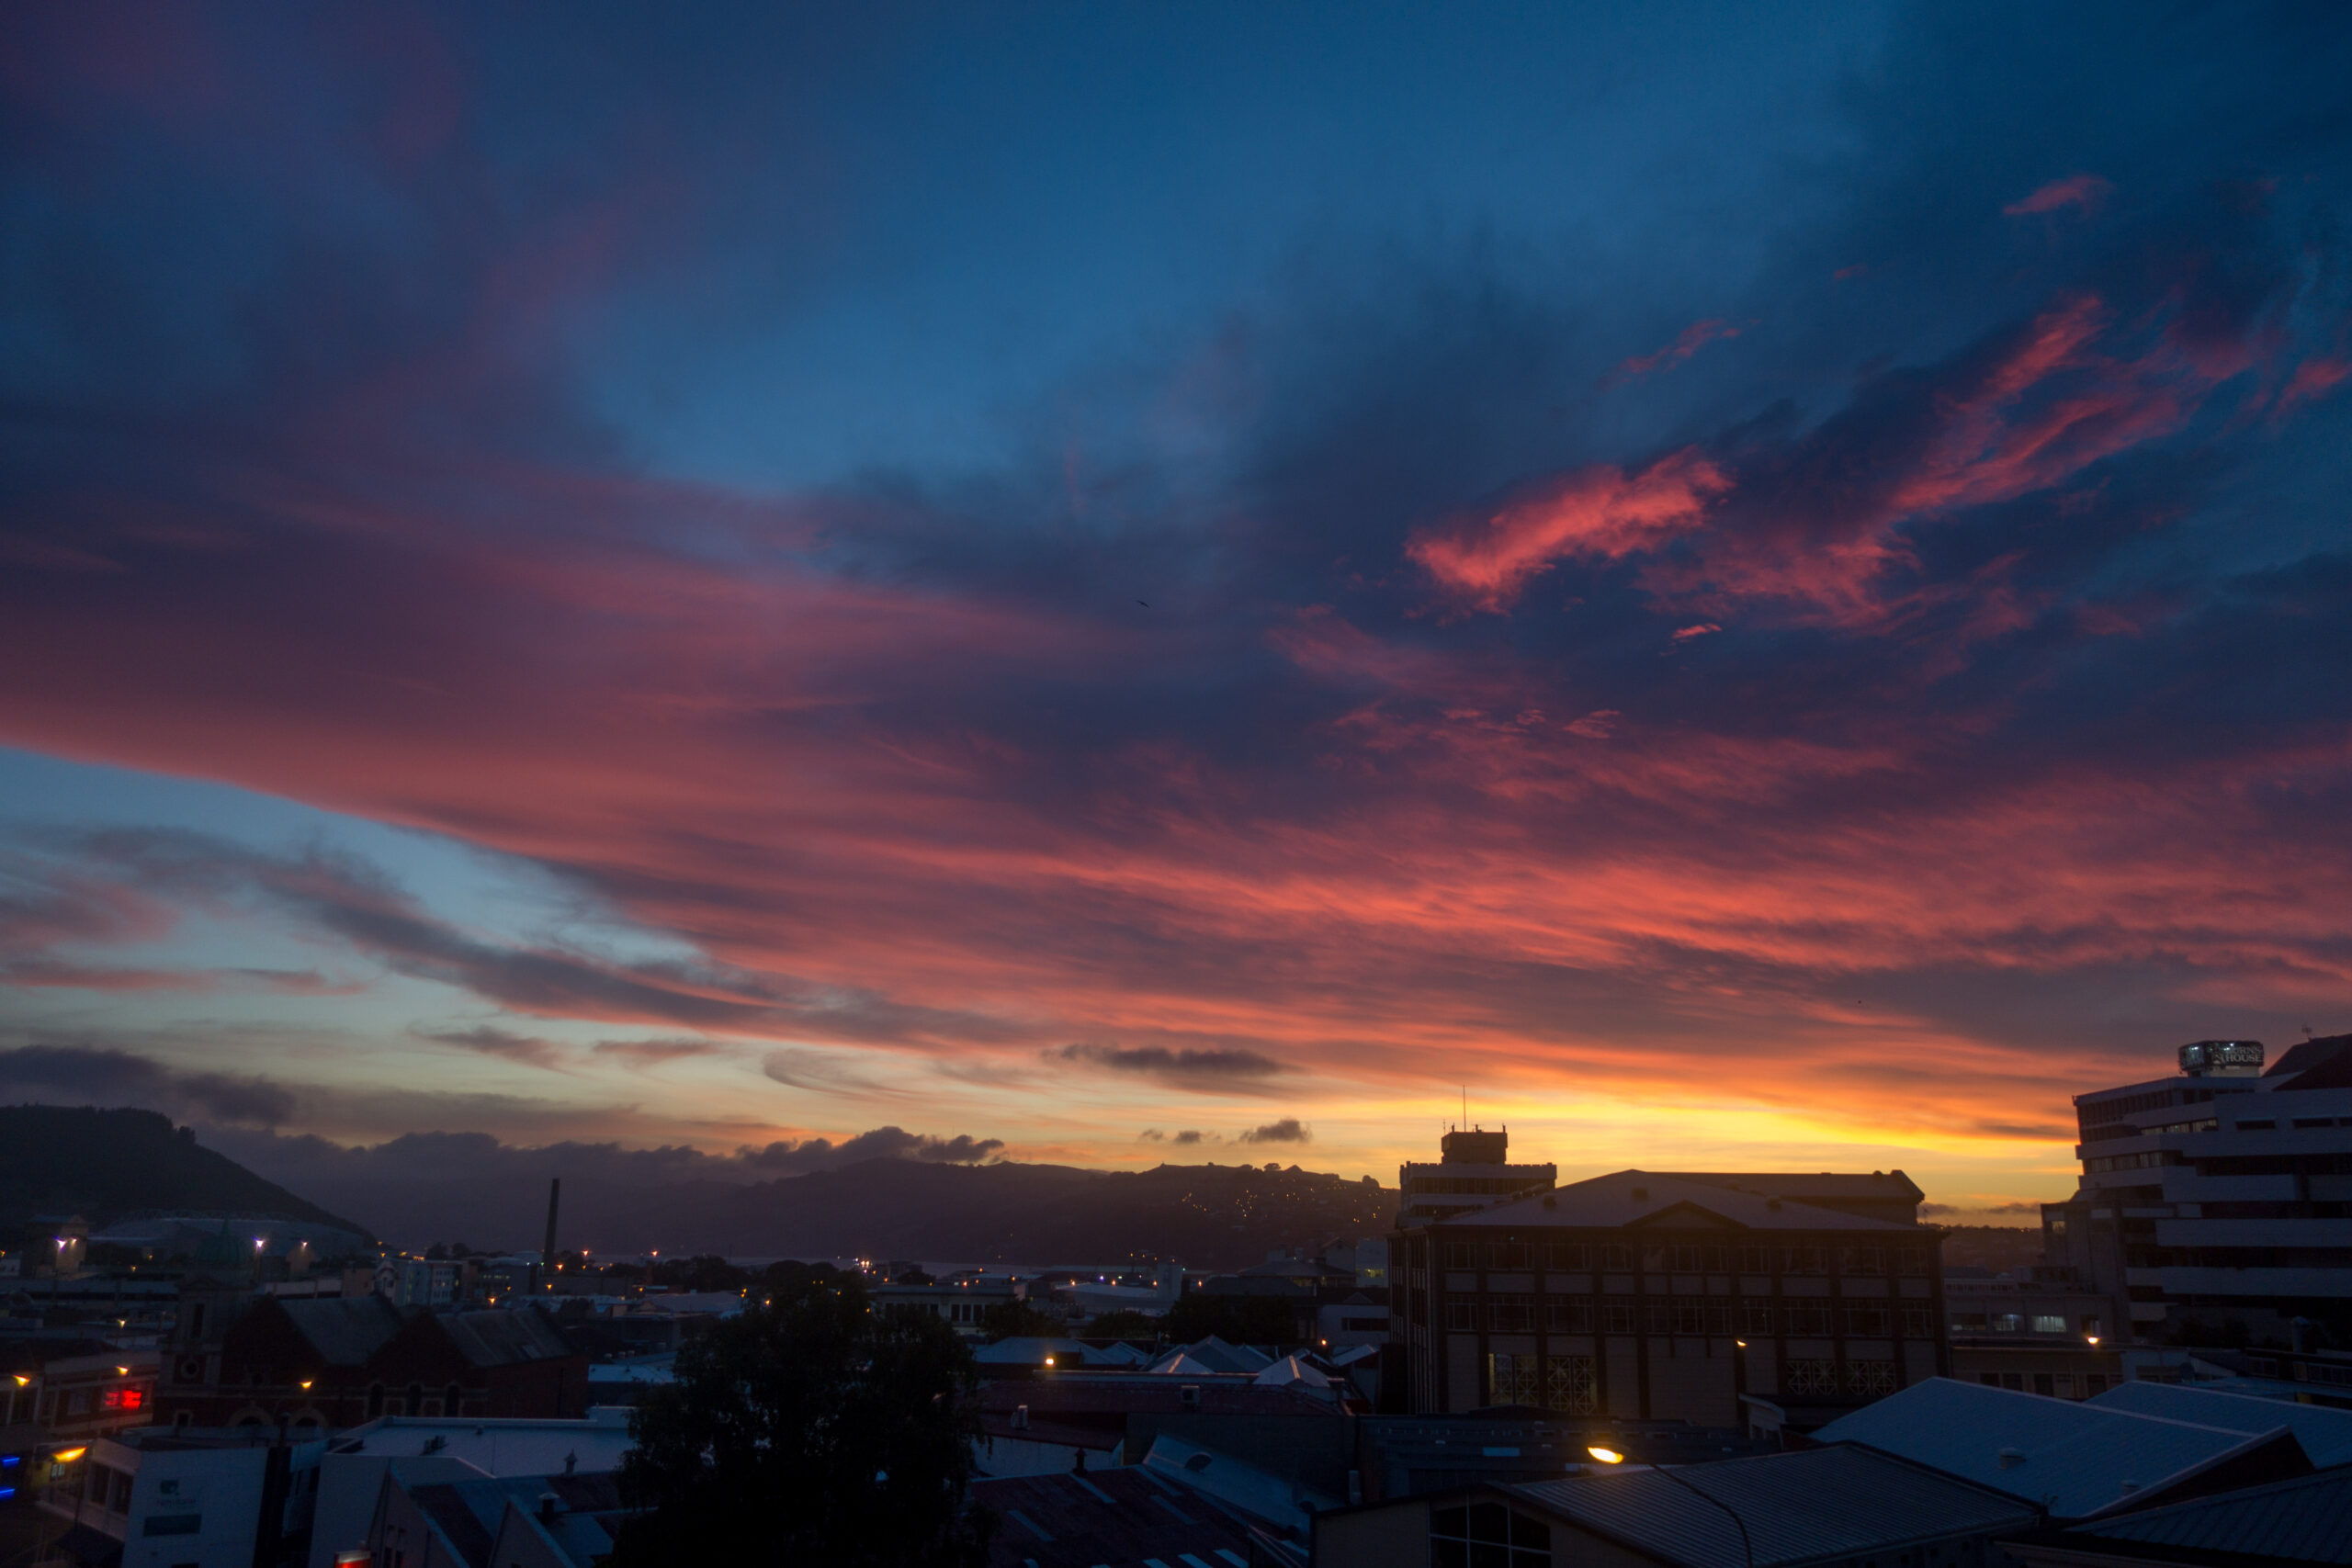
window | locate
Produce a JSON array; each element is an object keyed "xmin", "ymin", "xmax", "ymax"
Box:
[
  {"xmin": 1894, "ymin": 1245, "xmax": 1928, "ymax": 1276},
  {"xmin": 1430, "ymin": 1501, "xmax": 1552, "ymax": 1568},
  {"xmin": 1845, "ymin": 1305, "xmax": 1889, "ymax": 1337},
  {"xmin": 1488, "ymin": 1352, "xmax": 1541, "ymax": 1405},
  {"xmin": 1490, "ymin": 1243, "xmax": 1530, "ymax": 1270},
  {"xmin": 445, "ymin": 1382, "xmax": 464, "ymax": 1415},
  {"xmin": 2031, "ymin": 1314, "xmax": 2067, "ymax": 1334},
  {"xmin": 2033, "ymin": 1372, "xmax": 2055, "ymax": 1397},
  {"xmin": 1899, "ymin": 1305, "xmax": 1935, "ymax": 1337},
  {"xmin": 1544, "ymin": 1355, "xmax": 1598, "ymax": 1415},
  {"xmin": 1488, "ymin": 1295, "xmax": 1536, "ymax": 1333},
  {"xmin": 1742, "ymin": 1301, "xmax": 1775, "ymax": 1335},
  {"xmin": 1734, "ymin": 1245, "xmax": 1771, "ymax": 1274},
  {"xmin": 1444, "ymin": 1303, "xmax": 1478, "ymax": 1331},
  {"xmin": 1544, "ymin": 1243, "xmax": 1589, "ymax": 1271},
  {"xmin": 1781, "ymin": 1247, "xmax": 1826, "ymax": 1276},
  {"xmin": 1993, "ymin": 1314, "xmax": 2025, "ymax": 1334},
  {"xmin": 142, "ymin": 1515, "xmax": 203, "ymax": 1538},
  {"xmin": 2235, "ymin": 1120, "xmax": 2275, "ymax": 1131},
  {"xmin": 1951, "ymin": 1313, "xmax": 1989, "ymax": 1332},
  {"xmin": 1646, "ymin": 1303, "xmax": 1674, "ymax": 1334},
  {"xmin": 1444, "ymin": 1243, "xmax": 1478, "ymax": 1270},
  {"xmin": 1838, "ymin": 1247, "xmax": 1883, "ymax": 1276},
  {"xmin": 368, "ymin": 1384, "xmax": 386, "ymax": 1417},
  {"xmin": 1602, "ymin": 1304, "xmax": 1635, "ymax": 1334},
  {"xmin": 2085, "ymin": 1373, "xmax": 2109, "ymax": 1394},
  {"xmin": 1651, "ymin": 1303, "xmax": 1724, "ymax": 1335},
  {"xmin": 1784, "ymin": 1303, "xmax": 1831, "ymax": 1336},
  {"xmin": 1599, "ymin": 1245, "xmax": 1633, "ymax": 1271},
  {"xmin": 1847, "ymin": 1360, "xmax": 1898, "ymax": 1396},
  {"xmin": 1545, "ymin": 1298, "xmax": 1592, "ymax": 1333}
]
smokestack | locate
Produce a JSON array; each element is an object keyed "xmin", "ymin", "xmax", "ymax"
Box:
[{"xmin": 540, "ymin": 1178, "xmax": 562, "ymax": 1296}]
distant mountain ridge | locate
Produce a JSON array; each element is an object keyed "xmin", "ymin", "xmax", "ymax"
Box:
[
  {"xmin": 0, "ymin": 1105, "xmax": 374, "ymax": 1240},
  {"xmin": 596, "ymin": 1158, "xmax": 1396, "ymax": 1265}
]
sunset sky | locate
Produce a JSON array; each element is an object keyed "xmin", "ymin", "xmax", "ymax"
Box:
[{"xmin": 4, "ymin": 4, "xmax": 2350, "ymax": 1224}]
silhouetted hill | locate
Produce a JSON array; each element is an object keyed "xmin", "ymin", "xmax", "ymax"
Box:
[
  {"xmin": 592, "ymin": 1158, "xmax": 1395, "ymax": 1266},
  {"xmin": 0, "ymin": 1105, "xmax": 372, "ymax": 1240}
]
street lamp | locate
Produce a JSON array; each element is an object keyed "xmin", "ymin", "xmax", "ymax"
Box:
[{"xmin": 1588, "ymin": 1447, "xmax": 1753, "ymax": 1568}]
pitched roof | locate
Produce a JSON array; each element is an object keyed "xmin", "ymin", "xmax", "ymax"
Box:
[
  {"xmin": 1502, "ymin": 1445, "xmax": 2038, "ymax": 1568},
  {"xmin": 1812, "ymin": 1377, "xmax": 2312, "ymax": 1519},
  {"xmin": 440, "ymin": 1307, "xmax": 575, "ymax": 1368},
  {"xmin": 2033, "ymin": 1466, "xmax": 2352, "ymax": 1565},
  {"xmin": 1148, "ymin": 1336, "xmax": 1273, "ymax": 1374},
  {"xmin": 971, "ymin": 1462, "xmax": 1297, "ymax": 1568},
  {"xmin": 1443, "ymin": 1169, "xmax": 1920, "ymax": 1231},
  {"xmin": 975, "ymin": 1378, "xmax": 1343, "ymax": 1420},
  {"xmin": 1657, "ymin": 1171, "xmax": 1925, "ymax": 1203},
  {"xmin": 280, "ymin": 1294, "xmax": 404, "ymax": 1366},
  {"xmin": 2089, "ymin": 1380, "xmax": 2352, "ymax": 1469}
]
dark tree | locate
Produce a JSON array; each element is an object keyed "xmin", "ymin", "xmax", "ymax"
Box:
[
  {"xmin": 611, "ymin": 1275, "xmax": 992, "ymax": 1567},
  {"xmin": 1159, "ymin": 1291, "xmax": 1302, "ymax": 1348},
  {"xmin": 1081, "ymin": 1309, "xmax": 1158, "ymax": 1340},
  {"xmin": 649, "ymin": 1253, "xmax": 752, "ymax": 1292},
  {"xmin": 977, "ymin": 1296, "xmax": 1062, "ymax": 1342}
]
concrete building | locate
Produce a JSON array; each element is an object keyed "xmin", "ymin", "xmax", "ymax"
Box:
[
  {"xmin": 870, "ymin": 1274, "xmax": 1023, "ymax": 1336},
  {"xmin": 1391, "ymin": 1168, "xmax": 1947, "ymax": 1428},
  {"xmin": 1397, "ymin": 1128, "xmax": 1555, "ymax": 1228},
  {"xmin": 2041, "ymin": 1033, "xmax": 2352, "ymax": 1348},
  {"xmin": 1944, "ymin": 1265, "xmax": 2121, "ymax": 1399},
  {"xmin": 39, "ymin": 1426, "xmax": 326, "ymax": 1568}
]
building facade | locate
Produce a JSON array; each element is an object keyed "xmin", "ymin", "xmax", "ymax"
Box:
[
  {"xmin": 2042, "ymin": 1034, "xmax": 2352, "ymax": 1348},
  {"xmin": 1392, "ymin": 1169, "xmax": 1947, "ymax": 1426},
  {"xmin": 1396, "ymin": 1128, "xmax": 1556, "ymax": 1228}
]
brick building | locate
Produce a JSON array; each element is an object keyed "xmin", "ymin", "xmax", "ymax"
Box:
[
  {"xmin": 1391, "ymin": 1168, "xmax": 1947, "ymax": 1428},
  {"xmin": 155, "ymin": 1290, "xmax": 586, "ymax": 1432}
]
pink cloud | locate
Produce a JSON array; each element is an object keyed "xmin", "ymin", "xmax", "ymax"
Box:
[
  {"xmin": 1407, "ymin": 448, "xmax": 1731, "ymax": 611},
  {"xmin": 1610, "ymin": 319, "xmax": 1743, "ymax": 383},
  {"xmin": 1669, "ymin": 623, "xmax": 1722, "ymax": 643},
  {"xmin": 2004, "ymin": 175, "xmax": 2113, "ymax": 217},
  {"xmin": 2276, "ymin": 356, "xmax": 2349, "ymax": 415}
]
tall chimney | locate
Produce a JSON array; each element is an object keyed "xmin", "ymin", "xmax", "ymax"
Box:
[{"xmin": 540, "ymin": 1178, "xmax": 562, "ymax": 1297}]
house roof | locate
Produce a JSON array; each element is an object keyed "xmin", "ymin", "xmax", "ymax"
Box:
[
  {"xmin": 1147, "ymin": 1336, "xmax": 1273, "ymax": 1374},
  {"xmin": 2089, "ymin": 1380, "xmax": 2352, "ymax": 1469},
  {"xmin": 2029, "ymin": 1465, "xmax": 2352, "ymax": 1565},
  {"xmin": 279, "ymin": 1294, "xmax": 405, "ymax": 1366},
  {"xmin": 1501, "ymin": 1445, "xmax": 2038, "ymax": 1568},
  {"xmin": 1442, "ymin": 1169, "xmax": 1921, "ymax": 1232},
  {"xmin": 1657, "ymin": 1171, "xmax": 1925, "ymax": 1204},
  {"xmin": 439, "ymin": 1306, "xmax": 575, "ymax": 1369},
  {"xmin": 1813, "ymin": 1377, "xmax": 2312, "ymax": 1519},
  {"xmin": 971, "ymin": 1461, "xmax": 1298, "ymax": 1568},
  {"xmin": 974, "ymin": 1378, "xmax": 1344, "ymax": 1421}
]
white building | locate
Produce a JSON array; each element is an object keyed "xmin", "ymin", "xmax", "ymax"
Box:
[
  {"xmin": 42, "ymin": 1427, "xmax": 327, "ymax": 1568},
  {"xmin": 1396, "ymin": 1127, "xmax": 1555, "ymax": 1227},
  {"xmin": 2043, "ymin": 1034, "xmax": 2352, "ymax": 1347}
]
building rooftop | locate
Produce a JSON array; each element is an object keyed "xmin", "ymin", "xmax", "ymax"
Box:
[
  {"xmin": 277, "ymin": 1295, "xmax": 403, "ymax": 1365},
  {"xmin": 2088, "ymin": 1379, "xmax": 2352, "ymax": 1469},
  {"xmin": 1441, "ymin": 1169, "xmax": 1922, "ymax": 1232},
  {"xmin": 327, "ymin": 1409, "xmax": 635, "ymax": 1475},
  {"xmin": 1501, "ymin": 1445, "xmax": 2039, "ymax": 1568},
  {"xmin": 2019, "ymin": 1465, "xmax": 2352, "ymax": 1566},
  {"xmin": 1812, "ymin": 1376, "xmax": 2313, "ymax": 1519},
  {"xmin": 972, "ymin": 1460, "xmax": 1298, "ymax": 1568}
]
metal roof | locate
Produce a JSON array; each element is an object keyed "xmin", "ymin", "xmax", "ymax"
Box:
[
  {"xmin": 971, "ymin": 1463, "xmax": 1301, "ymax": 1568},
  {"xmin": 2088, "ymin": 1379, "xmax": 2352, "ymax": 1469},
  {"xmin": 278, "ymin": 1294, "xmax": 404, "ymax": 1366},
  {"xmin": 2049, "ymin": 1464, "xmax": 2352, "ymax": 1563},
  {"xmin": 1442, "ymin": 1169, "xmax": 1920, "ymax": 1231},
  {"xmin": 1503, "ymin": 1445, "xmax": 2038, "ymax": 1568},
  {"xmin": 1813, "ymin": 1377, "xmax": 2311, "ymax": 1518}
]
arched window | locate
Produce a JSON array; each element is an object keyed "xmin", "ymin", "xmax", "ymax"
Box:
[{"xmin": 367, "ymin": 1383, "xmax": 385, "ymax": 1417}]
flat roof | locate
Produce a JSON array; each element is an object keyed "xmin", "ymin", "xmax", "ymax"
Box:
[{"xmin": 1437, "ymin": 1169, "xmax": 1921, "ymax": 1232}]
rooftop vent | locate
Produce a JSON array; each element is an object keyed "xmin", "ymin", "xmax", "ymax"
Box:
[
  {"xmin": 537, "ymin": 1492, "xmax": 560, "ymax": 1522},
  {"xmin": 1181, "ymin": 1383, "xmax": 1202, "ymax": 1410},
  {"xmin": 1997, "ymin": 1448, "xmax": 2026, "ymax": 1469},
  {"xmin": 1012, "ymin": 1404, "xmax": 1028, "ymax": 1430}
]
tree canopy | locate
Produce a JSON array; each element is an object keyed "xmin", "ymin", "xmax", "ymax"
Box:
[{"xmin": 611, "ymin": 1273, "xmax": 993, "ymax": 1566}]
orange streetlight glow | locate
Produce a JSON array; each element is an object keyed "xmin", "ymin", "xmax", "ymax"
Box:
[{"xmin": 1587, "ymin": 1447, "xmax": 1624, "ymax": 1465}]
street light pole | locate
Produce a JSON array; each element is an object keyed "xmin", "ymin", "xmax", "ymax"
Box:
[{"xmin": 1590, "ymin": 1448, "xmax": 1753, "ymax": 1568}]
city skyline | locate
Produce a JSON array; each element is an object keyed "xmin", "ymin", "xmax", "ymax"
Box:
[{"xmin": 5, "ymin": 5, "xmax": 2352, "ymax": 1222}]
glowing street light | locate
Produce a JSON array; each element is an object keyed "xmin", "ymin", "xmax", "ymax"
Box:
[{"xmin": 1587, "ymin": 1447, "xmax": 1623, "ymax": 1465}]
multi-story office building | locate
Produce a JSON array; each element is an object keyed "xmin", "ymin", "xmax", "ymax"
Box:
[
  {"xmin": 2042, "ymin": 1033, "xmax": 2352, "ymax": 1348},
  {"xmin": 1390, "ymin": 1168, "xmax": 1947, "ymax": 1428},
  {"xmin": 1396, "ymin": 1128, "xmax": 1555, "ymax": 1227}
]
